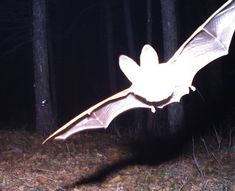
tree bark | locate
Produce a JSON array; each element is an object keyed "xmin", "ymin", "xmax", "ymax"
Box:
[
  {"xmin": 160, "ymin": 0, "xmax": 177, "ymax": 60},
  {"xmin": 123, "ymin": 0, "xmax": 143, "ymax": 133},
  {"xmin": 205, "ymin": 0, "xmax": 222, "ymax": 104},
  {"xmin": 32, "ymin": 0, "xmax": 55, "ymax": 136},
  {"xmin": 146, "ymin": 0, "xmax": 154, "ymax": 130},
  {"xmin": 105, "ymin": 0, "xmax": 116, "ymax": 94},
  {"xmin": 160, "ymin": 0, "xmax": 184, "ymax": 134},
  {"xmin": 123, "ymin": 0, "xmax": 135, "ymax": 58},
  {"xmin": 105, "ymin": 0, "xmax": 119, "ymax": 133},
  {"xmin": 146, "ymin": 0, "xmax": 152, "ymax": 44}
]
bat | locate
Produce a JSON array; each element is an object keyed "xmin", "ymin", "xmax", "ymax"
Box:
[{"xmin": 43, "ymin": 0, "xmax": 235, "ymax": 143}]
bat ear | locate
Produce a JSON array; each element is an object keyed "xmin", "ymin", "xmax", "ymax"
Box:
[
  {"xmin": 119, "ymin": 55, "xmax": 140, "ymax": 83},
  {"xmin": 140, "ymin": 44, "xmax": 159, "ymax": 69}
]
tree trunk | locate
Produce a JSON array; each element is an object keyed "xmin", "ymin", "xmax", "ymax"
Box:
[
  {"xmin": 204, "ymin": 0, "xmax": 222, "ymax": 124},
  {"xmin": 32, "ymin": 0, "xmax": 55, "ymax": 136},
  {"xmin": 146, "ymin": 0, "xmax": 154, "ymax": 130},
  {"xmin": 47, "ymin": 9, "xmax": 58, "ymax": 129},
  {"xmin": 123, "ymin": 0, "xmax": 143, "ymax": 133},
  {"xmin": 123, "ymin": 0, "xmax": 135, "ymax": 58},
  {"xmin": 160, "ymin": 0, "xmax": 184, "ymax": 134},
  {"xmin": 146, "ymin": 0, "xmax": 152, "ymax": 44},
  {"xmin": 160, "ymin": 0, "xmax": 178, "ymax": 60},
  {"xmin": 206, "ymin": 0, "xmax": 222, "ymax": 103},
  {"xmin": 105, "ymin": 0, "xmax": 116, "ymax": 94},
  {"xmin": 105, "ymin": 0, "xmax": 119, "ymax": 133}
]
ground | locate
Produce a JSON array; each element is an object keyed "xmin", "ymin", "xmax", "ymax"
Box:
[{"xmin": 0, "ymin": 130, "xmax": 234, "ymax": 191}]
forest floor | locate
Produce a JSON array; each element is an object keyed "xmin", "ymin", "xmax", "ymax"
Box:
[{"xmin": 0, "ymin": 130, "xmax": 234, "ymax": 191}]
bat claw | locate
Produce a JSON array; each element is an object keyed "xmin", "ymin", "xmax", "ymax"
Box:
[{"xmin": 190, "ymin": 85, "xmax": 196, "ymax": 91}]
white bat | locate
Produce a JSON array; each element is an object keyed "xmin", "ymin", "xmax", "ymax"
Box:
[{"xmin": 43, "ymin": 0, "xmax": 235, "ymax": 143}]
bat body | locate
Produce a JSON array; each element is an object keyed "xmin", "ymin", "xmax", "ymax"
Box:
[{"xmin": 43, "ymin": 0, "xmax": 235, "ymax": 143}]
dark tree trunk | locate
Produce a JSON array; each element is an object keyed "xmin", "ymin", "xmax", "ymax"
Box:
[
  {"xmin": 105, "ymin": 0, "xmax": 116, "ymax": 94},
  {"xmin": 32, "ymin": 0, "xmax": 55, "ymax": 136},
  {"xmin": 160, "ymin": 0, "xmax": 178, "ymax": 60},
  {"xmin": 203, "ymin": 0, "xmax": 222, "ymax": 125},
  {"xmin": 123, "ymin": 0, "xmax": 135, "ymax": 58},
  {"xmin": 146, "ymin": 0, "xmax": 154, "ymax": 130},
  {"xmin": 206, "ymin": 0, "xmax": 222, "ymax": 103},
  {"xmin": 123, "ymin": 0, "xmax": 143, "ymax": 133},
  {"xmin": 160, "ymin": 0, "xmax": 184, "ymax": 134},
  {"xmin": 105, "ymin": 0, "xmax": 119, "ymax": 133},
  {"xmin": 47, "ymin": 11, "xmax": 58, "ymax": 129},
  {"xmin": 146, "ymin": 0, "xmax": 152, "ymax": 44}
]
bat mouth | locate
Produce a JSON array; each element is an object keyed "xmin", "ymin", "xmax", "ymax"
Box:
[
  {"xmin": 133, "ymin": 93, "xmax": 173, "ymax": 109},
  {"xmin": 153, "ymin": 94, "xmax": 173, "ymax": 107}
]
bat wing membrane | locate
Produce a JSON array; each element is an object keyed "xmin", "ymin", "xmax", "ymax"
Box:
[
  {"xmin": 168, "ymin": 0, "xmax": 235, "ymax": 85},
  {"xmin": 43, "ymin": 88, "xmax": 154, "ymax": 142}
]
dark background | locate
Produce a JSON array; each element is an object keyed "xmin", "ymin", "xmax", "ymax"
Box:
[{"xmin": 0, "ymin": 0, "xmax": 234, "ymax": 136}]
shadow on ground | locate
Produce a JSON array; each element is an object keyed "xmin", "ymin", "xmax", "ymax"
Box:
[{"xmin": 62, "ymin": 134, "xmax": 190, "ymax": 190}]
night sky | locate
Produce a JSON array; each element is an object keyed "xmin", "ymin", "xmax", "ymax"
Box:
[{"xmin": 0, "ymin": 0, "xmax": 235, "ymax": 134}]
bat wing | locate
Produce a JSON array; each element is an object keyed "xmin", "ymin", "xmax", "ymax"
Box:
[
  {"xmin": 168, "ymin": 0, "xmax": 235, "ymax": 86},
  {"xmin": 43, "ymin": 88, "xmax": 155, "ymax": 143}
]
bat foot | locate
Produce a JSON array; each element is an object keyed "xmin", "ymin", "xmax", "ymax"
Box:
[
  {"xmin": 150, "ymin": 106, "xmax": 156, "ymax": 113},
  {"xmin": 190, "ymin": 85, "xmax": 196, "ymax": 92}
]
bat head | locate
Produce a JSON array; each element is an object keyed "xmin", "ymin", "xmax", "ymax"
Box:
[{"xmin": 119, "ymin": 44, "xmax": 175, "ymax": 102}]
